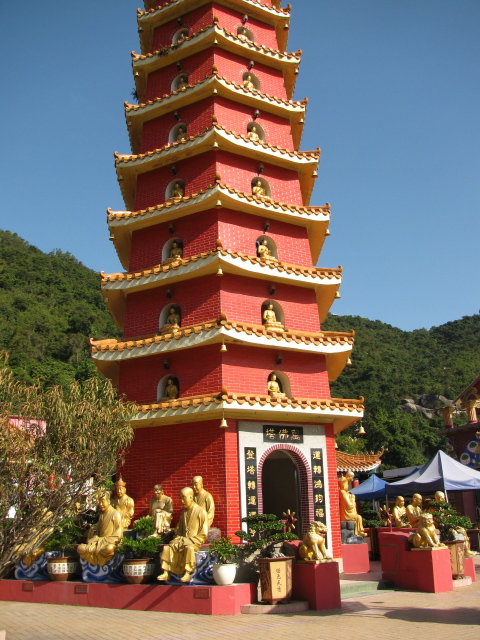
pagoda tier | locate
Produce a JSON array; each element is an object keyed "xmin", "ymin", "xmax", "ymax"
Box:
[{"xmin": 93, "ymin": 0, "xmax": 363, "ymax": 557}]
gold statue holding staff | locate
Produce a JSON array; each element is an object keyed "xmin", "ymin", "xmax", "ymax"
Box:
[
  {"xmin": 157, "ymin": 487, "xmax": 208, "ymax": 583},
  {"xmin": 77, "ymin": 491, "xmax": 123, "ymax": 567}
]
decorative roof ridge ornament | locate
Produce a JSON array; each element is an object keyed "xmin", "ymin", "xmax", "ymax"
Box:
[{"xmin": 138, "ymin": 0, "xmax": 291, "ymax": 21}]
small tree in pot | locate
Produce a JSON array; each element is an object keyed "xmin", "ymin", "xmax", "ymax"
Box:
[
  {"xmin": 117, "ymin": 535, "xmax": 160, "ymax": 584},
  {"xmin": 209, "ymin": 536, "xmax": 238, "ymax": 585},
  {"xmin": 44, "ymin": 517, "xmax": 82, "ymax": 581}
]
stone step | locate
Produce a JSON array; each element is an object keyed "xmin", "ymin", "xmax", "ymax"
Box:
[{"xmin": 340, "ymin": 579, "xmax": 394, "ymax": 598}]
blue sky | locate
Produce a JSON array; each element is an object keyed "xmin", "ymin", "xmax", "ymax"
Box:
[{"xmin": 1, "ymin": 1, "xmax": 479, "ymax": 331}]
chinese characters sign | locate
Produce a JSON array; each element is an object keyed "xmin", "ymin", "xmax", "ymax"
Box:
[
  {"xmin": 263, "ymin": 425, "xmax": 303, "ymax": 443},
  {"xmin": 311, "ymin": 448, "xmax": 327, "ymax": 525},
  {"xmin": 244, "ymin": 447, "xmax": 259, "ymax": 518}
]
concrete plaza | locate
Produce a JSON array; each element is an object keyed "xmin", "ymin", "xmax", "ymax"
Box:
[{"xmin": 1, "ymin": 559, "xmax": 479, "ymax": 640}]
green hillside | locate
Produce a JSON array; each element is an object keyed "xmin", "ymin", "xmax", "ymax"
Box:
[
  {"xmin": 0, "ymin": 230, "xmax": 120, "ymax": 387},
  {"xmin": 1, "ymin": 230, "xmax": 478, "ymax": 468}
]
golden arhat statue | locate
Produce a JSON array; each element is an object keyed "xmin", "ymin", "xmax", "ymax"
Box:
[
  {"xmin": 149, "ymin": 484, "xmax": 174, "ymax": 537},
  {"xmin": 162, "ymin": 307, "xmax": 180, "ymax": 331},
  {"xmin": 157, "ymin": 486, "xmax": 209, "ymax": 583},
  {"xmin": 169, "ymin": 242, "xmax": 183, "ymax": 259},
  {"xmin": 252, "ymin": 179, "xmax": 267, "ymax": 198},
  {"xmin": 176, "ymin": 126, "xmax": 187, "ymax": 142},
  {"xmin": 161, "ymin": 378, "xmax": 179, "ymax": 402},
  {"xmin": 338, "ymin": 475, "xmax": 367, "ymax": 537},
  {"xmin": 171, "ymin": 182, "xmax": 184, "ymax": 198},
  {"xmin": 247, "ymin": 125, "xmax": 260, "ymax": 142},
  {"xmin": 192, "ymin": 475, "xmax": 215, "ymax": 528},
  {"xmin": 409, "ymin": 513, "xmax": 446, "ymax": 549},
  {"xmin": 392, "ymin": 496, "xmax": 408, "ymax": 528},
  {"xmin": 243, "ymin": 74, "xmax": 255, "ymax": 91},
  {"xmin": 406, "ymin": 493, "xmax": 422, "ymax": 528},
  {"xmin": 257, "ymin": 239, "xmax": 277, "ymax": 261},
  {"xmin": 111, "ymin": 476, "xmax": 135, "ymax": 530},
  {"xmin": 177, "ymin": 76, "xmax": 188, "ymax": 90},
  {"xmin": 263, "ymin": 303, "xmax": 284, "ymax": 332},
  {"xmin": 299, "ymin": 521, "xmax": 332, "ymax": 562},
  {"xmin": 77, "ymin": 490, "xmax": 123, "ymax": 567},
  {"xmin": 267, "ymin": 374, "xmax": 285, "ymax": 398}
]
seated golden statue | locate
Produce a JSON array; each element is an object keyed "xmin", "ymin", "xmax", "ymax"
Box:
[
  {"xmin": 243, "ymin": 74, "xmax": 255, "ymax": 91},
  {"xmin": 237, "ymin": 27, "xmax": 249, "ymax": 42},
  {"xmin": 160, "ymin": 378, "xmax": 179, "ymax": 402},
  {"xmin": 247, "ymin": 125, "xmax": 260, "ymax": 142},
  {"xmin": 176, "ymin": 126, "xmax": 187, "ymax": 142},
  {"xmin": 338, "ymin": 476, "xmax": 367, "ymax": 537},
  {"xmin": 392, "ymin": 496, "xmax": 408, "ymax": 528},
  {"xmin": 406, "ymin": 493, "xmax": 422, "ymax": 528},
  {"xmin": 171, "ymin": 182, "xmax": 184, "ymax": 198},
  {"xmin": 257, "ymin": 239, "xmax": 276, "ymax": 261},
  {"xmin": 299, "ymin": 522, "xmax": 332, "ymax": 562},
  {"xmin": 267, "ymin": 374, "xmax": 285, "ymax": 398},
  {"xmin": 192, "ymin": 475, "xmax": 215, "ymax": 528},
  {"xmin": 409, "ymin": 513, "xmax": 446, "ymax": 549},
  {"xmin": 162, "ymin": 307, "xmax": 180, "ymax": 330},
  {"xmin": 169, "ymin": 241, "xmax": 183, "ymax": 260},
  {"xmin": 263, "ymin": 303, "xmax": 284, "ymax": 331},
  {"xmin": 157, "ymin": 487, "xmax": 209, "ymax": 583},
  {"xmin": 252, "ymin": 179, "xmax": 267, "ymax": 198},
  {"xmin": 77, "ymin": 491, "xmax": 123, "ymax": 567},
  {"xmin": 433, "ymin": 491, "xmax": 476, "ymax": 557},
  {"xmin": 111, "ymin": 476, "xmax": 135, "ymax": 530},
  {"xmin": 177, "ymin": 76, "xmax": 188, "ymax": 90},
  {"xmin": 149, "ymin": 484, "xmax": 174, "ymax": 537}
]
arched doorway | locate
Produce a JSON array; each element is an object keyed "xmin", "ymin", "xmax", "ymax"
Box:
[{"xmin": 261, "ymin": 450, "xmax": 302, "ymax": 535}]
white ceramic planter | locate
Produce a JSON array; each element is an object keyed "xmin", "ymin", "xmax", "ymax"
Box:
[
  {"xmin": 212, "ymin": 563, "xmax": 237, "ymax": 586},
  {"xmin": 122, "ymin": 558, "xmax": 155, "ymax": 584},
  {"xmin": 46, "ymin": 557, "xmax": 78, "ymax": 582}
]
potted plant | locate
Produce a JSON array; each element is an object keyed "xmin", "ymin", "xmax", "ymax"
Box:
[
  {"xmin": 209, "ymin": 536, "xmax": 238, "ymax": 586},
  {"xmin": 44, "ymin": 517, "xmax": 82, "ymax": 581},
  {"xmin": 117, "ymin": 535, "xmax": 160, "ymax": 584},
  {"xmin": 131, "ymin": 515, "xmax": 156, "ymax": 539},
  {"xmin": 428, "ymin": 499, "xmax": 473, "ymax": 577},
  {"xmin": 235, "ymin": 514, "xmax": 297, "ymax": 604}
]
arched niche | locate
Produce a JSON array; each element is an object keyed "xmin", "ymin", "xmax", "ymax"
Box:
[
  {"xmin": 251, "ymin": 176, "xmax": 271, "ymax": 199},
  {"xmin": 162, "ymin": 237, "xmax": 183, "ymax": 262},
  {"xmin": 157, "ymin": 375, "xmax": 180, "ymax": 402},
  {"xmin": 247, "ymin": 121, "xmax": 265, "ymax": 142},
  {"xmin": 171, "ymin": 73, "xmax": 189, "ymax": 91},
  {"xmin": 165, "ymin": 179, "xmax": 185, "ymax": 201},
  {"xmin": 159, "ymin": 303, "xmax": 181, "ymax": 331},
  {"xmin": 172, "ymin": 28, "xmax": 189, "ymax": 45},
  {"xmin": 261, "ymin": 299, "xmax": 285, "ymax": 326},
  {"xmin": 261, "ymin": 450, "xmax": 302, "ymax": 533},
  {"xmin": 237, "ymin": 26, "xmax": 254, "ymax": 42},
  {"xmin": 268, "ymin": 370, "xmax": 291, "ymax": 397},
  {"xmin": 256, "ymin": 235, "xmax": 278, "ymax": 259},
  {"xmin": 242, "ymin": 71, "xmax": 260, "ymax": 91},
  {"xmin": 169, "ymin": 123, "xmax": 188, "ymax": 144}
]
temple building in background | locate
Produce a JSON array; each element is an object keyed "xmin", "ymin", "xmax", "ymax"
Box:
[{"xmin": 91, "ymin": 0, "xmax": 364, "ymax": 559}]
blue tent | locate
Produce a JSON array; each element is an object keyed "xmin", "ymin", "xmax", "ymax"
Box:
[
  {"xmin": 385, "ymin": 450, "xmax": 480, "ymax": 496},
  {"xmin": 350, "ymin": 474, "xmax": 389, "ymax": 501}
]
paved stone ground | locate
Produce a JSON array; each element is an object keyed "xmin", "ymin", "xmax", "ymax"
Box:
[{"xmin": 1, "ymin": 560, "xmax": 479, "ymax": 640}]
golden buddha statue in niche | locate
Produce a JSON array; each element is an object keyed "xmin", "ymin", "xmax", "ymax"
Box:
[
  {"xmin": 267, "ymin": 374, "xmax": 285, "ymax": 398},
  {"xmin": 406, "ymin": 493, "xmax": 422, "ymax": 528},
  {"xmin": 252, "ymin": 179, "xmax": 267, "ymax": 198},
  {"xmin": 162, "ymin": 307, "xmax": 180, "ymax": 330},
  {"xmin": 149, "ymin": 484, "xmax": 174, "ymax": 536},
  {"xmin": 192, "ymin": 475, "xmax": 215, "ymax": 528},
  {"xmin": 176, "ymin": 126, "xmax": 187, "ymax": 142},
  {"xmin": 338, "ymin": 476, "xmax": 367, "ymax": 537},
  {"xmin": 160, "ymin": 378, "xmax": 179, "ymax": 402},
  {"xmin": 171, "ymin": 182, "xmax": 184, "ymax": 198},
  {"xmin": 243, "ymin": 74, "xmax": 255, "ymax": 91},
  {"xmin": 392, "ymin": 496, "xmax": 408, "ymax": 528},
  {"xmin": 169, "ymin": 242, "xmax": 183, "ymax": 261},
  {"xmin": 77, "ymin": 491, "xmax": 123, "ymax": 567},
  {"xmin": 111, "ymin": 476, "xmax": 135, "ymax": 530},
  {"xmin": 237, "ymin": 27, "xmax": 249, "ymax": 42},
  {"xmin": 263, "ymin": 303, "xmax": 284, "ymax": 331},
  {"xmin": 247, "ymin": 125, "xmax": 260, "ymax": 142},
  {"xmin": 157, "ymin": 486, "xmax": 209, "ymax": 583},
  {"xmin": 257, "ymin": 239, "xmax": 277, "ymax": 261},
  {"xmin": 177, "ymin": 76, "xmax": 188, "ymax": 90}
]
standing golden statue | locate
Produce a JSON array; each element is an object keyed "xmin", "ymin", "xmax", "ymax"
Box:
[
  {"xmin": 111, "ymin": 477, "xmax": 135, "ymax": 530},
  {"xmin": 176, "ymin": 126, "xmax": 187, "ymax": 142},
  {"xmin": 243, "ymin": 74, "xmax": 255, "ymax": 91},
  {"xmin": 77, "ymin": 491, "xmax": 123, "ymax": 567},
  {"xmin": 171, "ymin": 182, "xmax": 184, "ymax": 198},
  {"xmin": 263, "ymin": 303, "xmax": 284, "ymax": 331},
  {"xmin": 160, "ymin": 378, "xmax": 179, "ymax": 402},
  {"xmin": 338, "ymin": 475, "xmax": 367, "ymax": 537},
  {"xmin": 267, "ymin": 374, "xmax": 285, "ymax": 398},
  {"xmin": 406, "ymin": 493, "xmax": 422, "ymax": 528},
  {"xmin": 392, "ymin": 496, "xmax": 408, "ymax": 528},
  {"xmin": 247, "ymin": 125, "xmax": 260, "ymax": 142},
  {"xmin": 149, "ymin": 484, "xmax": 174, "ymax": 536},
  {"xmin": 193, "ymin": 476, "xmax": 215, "ymax": 528},
  {"xmin": 157, "ymin": 487, "xmax": 209, "ymax": 583}
]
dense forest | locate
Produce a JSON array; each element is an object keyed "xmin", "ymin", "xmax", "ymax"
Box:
[{"xmin": 1, "ymin": 230, "xmax": 478, "ymax": 468}]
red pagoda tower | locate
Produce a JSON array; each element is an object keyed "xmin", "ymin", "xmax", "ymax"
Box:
[{"xmin": 92, "ymin": 0, "xmax": 364, "ymax": 560}]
